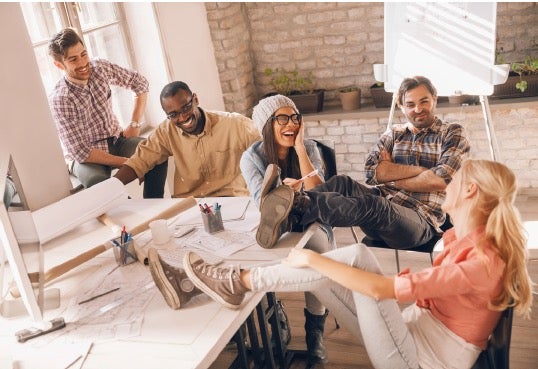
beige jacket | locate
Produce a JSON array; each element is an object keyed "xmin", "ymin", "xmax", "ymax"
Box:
[{"xmin": 126, "ymin": 109, "xmax": 260, "ymax": 198}]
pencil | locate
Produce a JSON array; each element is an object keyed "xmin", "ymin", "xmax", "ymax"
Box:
[
  {"xmin": 299, "ymin": 169, "xmax": 319, "ymax": 182},
  {"xmin": 79, "ymin": 287, "xmax": 120, "ymax": 305}
]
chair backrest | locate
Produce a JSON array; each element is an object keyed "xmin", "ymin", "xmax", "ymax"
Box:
[
  {"xmin": 471, "ymin": 306, "xmax": 514, "ymax": 369},
  {"xmin": 313, "ymin": 139, "xmax": 337, "ymax": 180},
  {"xmin": 312, "ymin": 139, "xmax": 338, "ymax": 248}
]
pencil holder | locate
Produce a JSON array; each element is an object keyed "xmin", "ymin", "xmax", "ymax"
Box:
[
  {"xmin": 112, "ymin": 237, "xmax": 137, "ymax": 266},
  {"xmin": 201, "ymin": 209, "xmax": 224, "ymax": 234}
]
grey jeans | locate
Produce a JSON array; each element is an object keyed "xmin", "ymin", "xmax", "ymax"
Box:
[
  {"xmin": 71, "ymin": 135, "xmax": 168, "ymax": 198},
  {"xmin": 3, "ymin": 176, "xmax": 17, "ymax": 208},
  {"xmin": 250, "ymin": 243, "xmax": 419, "ymax": 369}
]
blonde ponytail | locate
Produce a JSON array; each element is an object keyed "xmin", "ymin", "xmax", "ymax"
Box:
[{"xmin": 461, "ymin": 160, "xmax": 534, "ymax": 317}]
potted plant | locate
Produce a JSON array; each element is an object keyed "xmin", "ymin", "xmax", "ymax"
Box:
[
  {"xmin": 370, "ymin": 82, "xmax": 393, "ymax": 108},
  {"xmin": 511, "ymin": 56, "xmax": 538, "ymax": 93},
  {"xmin": 338, "ymin": 86, "xmax": 361, "ymax": 110},
  {"xmin": 264, "ymin": 68, "xmax": 324, "ymax": 113},
  {"xmin": 492, "ymin": 55, "xmax": 538, "ymax": 98}
]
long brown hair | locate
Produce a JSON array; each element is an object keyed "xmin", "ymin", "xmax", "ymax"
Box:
[{"xmin": 262, "ymin": 116, "xmax": 301, "ymax": 180}]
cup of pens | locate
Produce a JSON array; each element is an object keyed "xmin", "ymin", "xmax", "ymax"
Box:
[
  {"xmin": 112, "ymin": 229, "xmax": 137, "ymax": 266},
  {"xmin": 200, "ymin": 202, "xmax": 224, "ymax": 234}
]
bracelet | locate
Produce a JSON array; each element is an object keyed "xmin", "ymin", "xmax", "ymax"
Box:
[
  {"xmin": 389, "ymin": 181, "xmax": 396, "ymax": 187},
  {"xmin": 130, "ymin": 121, "xmax": 143, "ymax": 128}
]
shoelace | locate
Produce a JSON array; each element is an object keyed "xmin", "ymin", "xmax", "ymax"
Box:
[{"xmin": 199, "ymin": 262, "xmax": 240, "ymax": 293}]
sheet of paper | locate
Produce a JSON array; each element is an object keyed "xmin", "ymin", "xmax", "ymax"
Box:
[
  {"xmin": 10, "ymin": 341, "xmax": 92, "ymax": 369},
  {"xmin": 14, "ymin": 262, "xmax": 155, "ymax": 348},
  {"xmin": 173, "ymin": 228, "xmax": 256, "ymax": 257}
]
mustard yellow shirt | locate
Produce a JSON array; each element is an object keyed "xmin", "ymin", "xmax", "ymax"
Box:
[{"xmin": 126, "ymin": 109, "xmax": 260, "ymax": 198}]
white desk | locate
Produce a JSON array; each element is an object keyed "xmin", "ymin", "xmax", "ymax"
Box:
[{"xmin": 0, "ymin": 198, "xmax": 329, "ymax": 369}]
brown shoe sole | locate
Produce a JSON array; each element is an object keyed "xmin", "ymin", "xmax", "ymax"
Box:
[
  {"xmin": 148, "ymin": 248, "xmax": 180, "ymax": 310},
  {"xmin": 256, "ymin": 185, "xmax": 294, "ymax": 249}
]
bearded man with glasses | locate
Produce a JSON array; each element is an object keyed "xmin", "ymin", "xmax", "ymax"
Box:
[{"xmin": 114, "ymin": 81, "xmax": 260, "ymax": 198}]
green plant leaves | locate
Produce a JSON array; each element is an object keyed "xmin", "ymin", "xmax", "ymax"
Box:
[
  {"xmin": 511, "ymin": 56, "xmax": 537, "ymax": 93},
  {"xmin": 264, "ymin": 68, "xmax": 314, "ymax": 95},
  {"xmin": 516, "ymin": 80, "xmax": 528, "ymax": 92}
]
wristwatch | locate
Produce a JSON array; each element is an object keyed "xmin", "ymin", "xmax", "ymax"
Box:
[
  {"xmin": 389, "ymin": 181, "xmax": 396, "ymax": 187},
  {"xmin": 130, "ymin": 120, "xmax": 143, "ymax": 128}
]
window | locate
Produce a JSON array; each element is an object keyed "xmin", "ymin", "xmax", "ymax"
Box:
[{"xmin": 20, "ymin": 2, "xmax": 135, "ymax": 124}]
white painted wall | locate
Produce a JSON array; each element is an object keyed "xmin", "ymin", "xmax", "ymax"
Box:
[
  {"xmin": 152, "ymin": 2, "xmax": 225, "ymax": 111},
  {"xmin": 0, "ymin": 3, "xmax": 71, "ymax": 211},
  {"xmin": 123, "ymin": 2, "xmax": 170, "ymax": 127},
  {"xmin": 123, "ymin": 2, "xmax": 225, "ymax": 125}
]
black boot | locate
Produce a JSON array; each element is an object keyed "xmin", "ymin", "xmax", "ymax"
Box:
[{"xmin": 304, "ymin": 308, "xmax": 328, "ymax": 364}]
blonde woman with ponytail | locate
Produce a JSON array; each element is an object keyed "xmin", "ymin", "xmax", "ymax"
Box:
[
  {"xmin": 444, "ymin": 159, "xmax": 533, "ymax": 316},
  {"xmin": 183, "ymin": 159, "xmax": 533, "ymax": 369}
]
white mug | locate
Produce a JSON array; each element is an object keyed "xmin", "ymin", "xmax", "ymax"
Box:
[{"xmin": 149, "ymin": 219, "xmax": 170, "ymax": 245}]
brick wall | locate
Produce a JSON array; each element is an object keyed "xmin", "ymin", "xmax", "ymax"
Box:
[
  {"xmin": 496, "ymin": 2, "xmax": 538, "ymax": 62},
  {"xmin": 204, "ymin": 2, "xmax": 538, "ymax": 190},
  {"xmin": 205, "ymin": 2, "xmax": 538, "ymax": 114},
  {"xmin": 205, "ymin": 2, "xmax": 257, "ymax": 115}
]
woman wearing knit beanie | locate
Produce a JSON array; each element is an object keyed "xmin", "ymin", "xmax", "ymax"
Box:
[
  {"xmin": 241, "ymin": 94, "xmax": 325, "ymax": 207},
  {"xmin": 240, "ymin": 94, "xmax": 332, "ymax": 365}
]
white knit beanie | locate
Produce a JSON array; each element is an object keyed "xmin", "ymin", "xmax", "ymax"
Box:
[{"xmin": 251, "ymin": 94, "xmax": 297, "ymax": 134}]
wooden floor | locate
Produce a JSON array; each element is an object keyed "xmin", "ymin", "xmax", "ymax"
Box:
[{"xmin": 212, "ymin": 193, "xmax": 538, "ymax": 369}]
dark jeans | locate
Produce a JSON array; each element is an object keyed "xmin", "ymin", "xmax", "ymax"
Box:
[
  {"xmin": 72, "ymin": 136, "xmax": 168, "ymax": 198},
  {"xmin": 302, "ymin": 175, "xmax": 436, "ymax": 249},
  {"xmin": 3, "ymin": 176, "xmax": 17, "ymax": 208}
]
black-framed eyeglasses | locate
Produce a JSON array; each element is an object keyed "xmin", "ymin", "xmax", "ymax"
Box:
[
  {"xmin": 166, "ymin": 94, "xmax": 195, "ymax": 120},
  {"xmin": 272, "ymin": 113, "xmax": 302, "ymax": 126}
]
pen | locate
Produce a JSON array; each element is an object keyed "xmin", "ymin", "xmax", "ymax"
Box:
[
  {"xmin": 299, "ymin": 169, "xmax": 319, "ymax": 182},
  {"xmin": 121, "ymin": 225, "xmax": 127, "ymax": 243},
  {"xmin": 204, "ymin": 203, "xmax": 213, "ymax": 215},
  {"xmin": 79, "ymin": 287, "xmax": 120, "ymax": 305}
]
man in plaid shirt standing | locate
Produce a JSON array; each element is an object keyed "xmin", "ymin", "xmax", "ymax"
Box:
[
  {"xmin": 48, "ymin": 28, "xmax": 167, "ymax": 198},
  {"xmin": 257, "ymin": 76, "xmax": 471, "ymax": 250}
]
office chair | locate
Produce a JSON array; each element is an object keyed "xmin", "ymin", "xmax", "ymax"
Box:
[
  {"xmin": 313, "ymin": 139, "xmax": 337, "ymax": 180},
  {"xmin": 471, "ymin": 306, "xmax": 514, "ymax": 369}
]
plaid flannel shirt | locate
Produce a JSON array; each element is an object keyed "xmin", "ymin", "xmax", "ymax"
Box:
[
  {"xmin": 364, "ymin": 118, "xmax": 470, "ymax": 230},
  {"xmin": 49, "ymin": 58, "xmax": 149, "ymax": 162}
]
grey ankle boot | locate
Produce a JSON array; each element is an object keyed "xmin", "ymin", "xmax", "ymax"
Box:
[{"xmin": 304, "ymin": 308, "xmax": 328, "ymax": 364}]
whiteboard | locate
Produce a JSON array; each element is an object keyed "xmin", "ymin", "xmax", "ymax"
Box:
[{"xmin": 374, "ymin": 2, "xmax": 509, "ymax": 96}]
